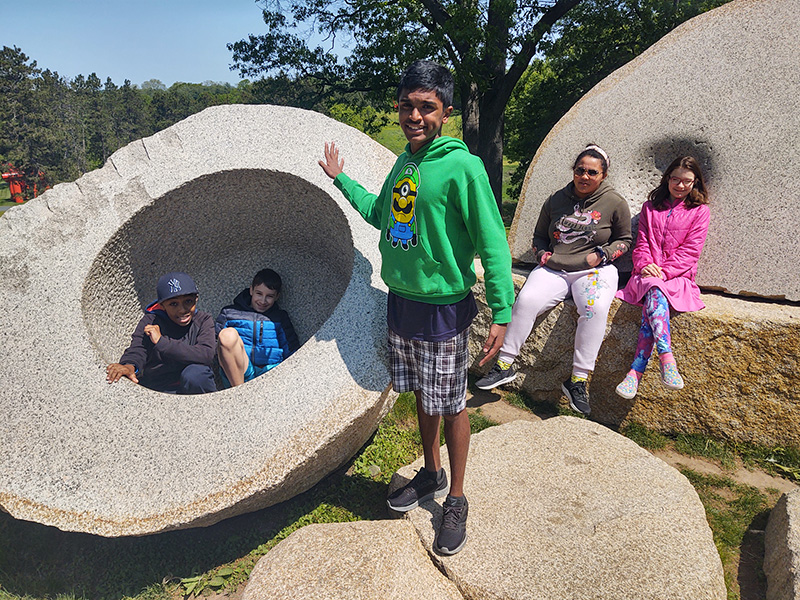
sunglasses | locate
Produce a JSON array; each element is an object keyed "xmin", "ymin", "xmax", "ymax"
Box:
[{"xmin": 573, "ymin": 167, "xmax": 602, "ymax": 177}]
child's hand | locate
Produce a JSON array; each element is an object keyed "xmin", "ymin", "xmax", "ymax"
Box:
[
  {"xmin": 106, "ymin": 363, "xmax": 139, "ymax": 384},
  {"xmin": 641, "ymin": 263, "xmax": 665, "ymax": 279},
  {"xmin": 539, "ymin": 252, "xmax": 552, "ymax": 266},
  {"xmin": 144, "ymin": 324, "xmax": 162, "ymax": 344},
  {"xmin": 319, "ymin": 142, "xmax": 344, "ymax": 179}
]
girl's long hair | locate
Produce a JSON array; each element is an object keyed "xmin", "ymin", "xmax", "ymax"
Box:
[{"xmin": 648, "ymin": 156, "xmax": 709, "ymax": 210}]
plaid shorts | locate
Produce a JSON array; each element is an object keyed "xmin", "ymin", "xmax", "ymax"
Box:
[{"xmin": 388, "ymin": 327, "xmax": 470, "ymax": 416}]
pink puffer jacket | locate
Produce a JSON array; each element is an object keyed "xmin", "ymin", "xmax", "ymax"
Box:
[{"xmin": 616, "ymin": 198, "xmax": 710, "ymax": 312}]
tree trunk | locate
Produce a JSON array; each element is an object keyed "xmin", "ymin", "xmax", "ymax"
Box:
[
  {"xmin": 460, "ymin": 81, "xmax": 480, "ymax": 151},
  {"xmin": 476, "ymin": 95, "xmax": 505, "ymax": 212}
]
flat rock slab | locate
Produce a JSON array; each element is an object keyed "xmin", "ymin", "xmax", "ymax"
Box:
[
  {"xmin": 0, "ymin": 105, "xmax": 399, "ymax": 536},
  {"xmin": 394, "ymin": 418, "xmax": 725, "ymax": 600},
  {"xmin": 765, "ymin": 488, "xmax": 800, "ymax": 600},
  {"xmin": 509, "ymin": 0, "xmax": 800, "ymax": 301},
  {"xmin": 243, "ymin": 520, "xmax": 464, "ymax": 600},
  {"xmin": 470, "ymin": 267, "xmax": 800, "ymax": 447}
]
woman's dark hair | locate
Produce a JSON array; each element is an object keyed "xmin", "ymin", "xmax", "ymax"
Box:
[
  {"xmin": 572, "ymin": 144, "xmax": 609, "ymax": 174},
  {"xmin": 648, "ymin": 156, "xmax": 709, "ymax": 210},
  {"xmin": 397, "ymin": 60, "xmax": 454, "ymax": 108},
  {"xmin": 251, "ymin": 268, "xmax": 282, "ymax": 292}
]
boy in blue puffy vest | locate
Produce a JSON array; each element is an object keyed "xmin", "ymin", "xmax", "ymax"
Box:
[{"xmin": 215, "ymin": 268, "xmax": 299, "ymax": 387}]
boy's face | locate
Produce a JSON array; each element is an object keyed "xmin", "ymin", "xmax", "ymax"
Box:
[
  {"xmin": 397, "ymin": 88, "xmax": 453, "ymax": 153},
  {"xmin": 250, "ymin": 283, "xmax": 279, "ymax": 313},
  {"xmin": 161, "ymin": 294, "xmax": 197, "ymax": 326}
]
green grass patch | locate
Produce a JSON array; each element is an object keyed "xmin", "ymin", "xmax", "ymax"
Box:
[
  {"xmin": 679, "ymin": 468, "xmax": 774, "ymax": 599},
  {"xmin": 620, "ymin": 421, "xmax": 668, "ymax": 451},
  {"xmin": 468, "ymin": 409, "xmax": 499, "ymax": 433}
]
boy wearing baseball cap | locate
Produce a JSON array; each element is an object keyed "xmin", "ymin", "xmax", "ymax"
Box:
[{"xmin": 106, "ymin": 272, "xmax": 217, "ymax": 394}]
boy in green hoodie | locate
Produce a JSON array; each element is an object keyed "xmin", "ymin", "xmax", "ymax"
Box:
[{"xmin": 319, "ymin": 60, "xmax": 514, "ymax": 555}]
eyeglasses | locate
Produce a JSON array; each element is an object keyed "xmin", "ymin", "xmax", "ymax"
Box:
[
  {"xmin": 574, "ymin": 167, "xmax": 601, "ymax": 177},
  {"xmin": 669, "ymin": 176, "xmax": 695, "ymax": 187}
]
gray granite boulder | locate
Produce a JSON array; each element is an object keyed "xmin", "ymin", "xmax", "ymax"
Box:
[
  {"xmin": 393, "ymin": 418, "xmax": 726, "ymax": 599},
  {"xmin": 765, "ymin": 488, "xmax": 800, "ymax": 600},
  {"xmin": 0, "ymin": 105, "xmax": 399, "ymax": 536},
  {"xmin": 243, "ymin": 520, "xmax": 465, "ymax": 600},
  {"xmin": 508, "ymin": 0, "xmax": 800, "ymax": 300},
  {"xmin": 470, "ymin": 266, "xmax": 800, "ymax": 447}
]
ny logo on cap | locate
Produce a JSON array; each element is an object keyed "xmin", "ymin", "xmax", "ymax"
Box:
[{"xmin": 168, "ymin": 278, "xmax": 182, "ymax": 293}]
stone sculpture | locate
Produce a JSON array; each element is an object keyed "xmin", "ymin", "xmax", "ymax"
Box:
[
  {"xmin": 508, "ymin": 0, "xmax": 800, "ymax": 301},
  {"xmin": 0, "ymin": 105, "xmax": 398, "ymax": 536}
]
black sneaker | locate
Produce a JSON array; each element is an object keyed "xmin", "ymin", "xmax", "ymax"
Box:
[
  {"xmin": 387, "ymin": 467, "xmax": 448, "ymax": 512},
  {"xmin": 434, "ymin": 495, "xmax": 468, "ymax": 555},
  {"xmin": 475, "ymin": 363, "xmax": 517, "ymax": 390},
  {"xmin": 562, "ymin": 377, "xmax": 591, "ymax": 416}
]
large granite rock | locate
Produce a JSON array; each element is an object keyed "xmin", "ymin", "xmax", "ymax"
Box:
[
  {"xmin": 508, "ymin": 0, "xmax": 800, "ymax": 301},
  {"xmin": 0, "ymin": 105, "xmax": 399, "ymax": 536},
  {"xmin": 394, "ymin": 418, "xmax": 725, "ymax": 599},
  {"xmin": 470, "ymin": 267, "xmax": 800, "ymax": 447},
  {"xmin": 243, "ymin": 520, "xmax": 464, "ymax": 600},
  {"xmin": 765, "ymin": 488, "xmax": 800, "ymax": 600}
]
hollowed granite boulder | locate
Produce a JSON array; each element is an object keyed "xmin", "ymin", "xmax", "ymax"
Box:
[{"xmin": 0, "ymin": 105, "xmax": 398, "ymax": 536}]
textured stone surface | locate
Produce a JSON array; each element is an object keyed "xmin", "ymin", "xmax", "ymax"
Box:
[
  {"xmin": 0, "ymin": 105, "xmax": 399, "ymax": 536},
  {"xmin": 765, "ymin": 489, "xmax": 800, "ymax": 600},
  {"xmin": 471, "ymin": 267, "xmax": 800, "ymax": 446},
  {"xmin": 243, "ymin": 520, "xmax": 464, "ymax": 600},
  {"xmin": 394, "ymin": 418, "xmax": 725, "ymax": 600},
  {"xmin": 508, "ymin": 0, "xmax": 800, "ymax": 300}
]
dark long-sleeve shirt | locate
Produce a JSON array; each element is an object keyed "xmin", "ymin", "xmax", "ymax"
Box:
[{"xmin": 119, "ymin": 309, "xmax": 216, "ymax": 389}]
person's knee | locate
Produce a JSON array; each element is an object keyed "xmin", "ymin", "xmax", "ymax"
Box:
[
  {"xmin": 179, "ymin": 364, "xmax": 216, "ymax": 394},
  {"xmin": 218, "ymin": 327, "xmax": 242, "ymax": 351}
]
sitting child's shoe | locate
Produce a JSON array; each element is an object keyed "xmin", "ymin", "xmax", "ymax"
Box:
[
  {"xmin": 475, "ymin": 361, "xmax": 516, "ymax": 390},
  {"xmin": 615, "ymin": 371, "xmax": 640, "ymax": 400},
  {"xmin": 660, "ymin": 361, "xmax": 684, "ymax": 390}
]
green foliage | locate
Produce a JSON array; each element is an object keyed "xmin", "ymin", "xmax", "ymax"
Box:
[
  {"xmin": 327, "ymin": 103, "xmax": 390, "ymax": 137},
  {"xmin": 505, "ymin": 0, "xmax": 733, "ymax": 197},
  {"xmin": 228, "ymin": 0, "xmax": 587, "ymax": 206}
]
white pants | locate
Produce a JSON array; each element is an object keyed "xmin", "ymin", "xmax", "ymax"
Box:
[{"xmin": 499, "ymin": 265, "xmax": 618, "ymax": 377}]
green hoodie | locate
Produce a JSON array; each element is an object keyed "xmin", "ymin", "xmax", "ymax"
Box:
[{"xmin": 334, "ymin": 136, "xmax": 514, "ymax": 323}]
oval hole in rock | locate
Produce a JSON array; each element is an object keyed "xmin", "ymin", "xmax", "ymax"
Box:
[{"xmin": 81, "ymin": 169, "xmax": 354, "ymax": 372}]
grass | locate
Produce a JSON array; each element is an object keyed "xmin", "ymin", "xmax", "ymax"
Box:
[{"xmin": 680, "ymin": 468, "xmax": 776, "ymax": 599}]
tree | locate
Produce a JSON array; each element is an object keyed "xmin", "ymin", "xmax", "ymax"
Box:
[
  {"xmin": 0, "ymin": 46, "xmax": 39, "ymax": 168},
  {"xmin": 229, "ymin": 0, "xmax": 583, "ymax": 208},
  {"xmin": 504, "ymin": 0, "xmax": 732, "ymax": 195}
]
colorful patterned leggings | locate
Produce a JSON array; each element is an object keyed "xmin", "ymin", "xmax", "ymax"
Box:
[{"xmin": 630, "ymin": 287, "xmax": 673, "ymax": 373}]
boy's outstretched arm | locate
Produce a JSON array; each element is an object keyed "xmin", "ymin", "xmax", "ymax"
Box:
[
  {"xmin": 319, "ymin": 141, "xmax": 344, "ymax": 179},
  {"xmin": 480, "ymin": 323, "xmax": 508, "ymax": 366},
  {"xmin": 106, "ymin": 363, "xmax": 139, "ymax": 384}
]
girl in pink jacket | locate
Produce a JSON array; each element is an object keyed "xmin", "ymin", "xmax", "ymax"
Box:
[{"xmin": 615, "ymin": 156, "xmax": 710, "ymax": 399}]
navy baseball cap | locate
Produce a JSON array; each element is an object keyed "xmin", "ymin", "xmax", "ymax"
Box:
[{"xmin": 152, "ymin": 272, "xmax": 198, "ymax": 305}]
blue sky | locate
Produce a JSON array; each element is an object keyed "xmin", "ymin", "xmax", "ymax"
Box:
[{"xmin": 3, "ymin": 0, "xmax": 270, "ymax": 87}]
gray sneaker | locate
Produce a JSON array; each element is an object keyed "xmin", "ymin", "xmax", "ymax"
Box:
[
  {"xmin": 434, "ymin": 495, "xmax": 468, "ymax": 555},
  {"xmin": 475, "ymin": 363, "xmax": 517, "ymax": 390},
  {"xmin": 387, "ymin": 468, "xmax": 448, "ymax": 512},
  {"xmin": 562, "ymin": 377, "xmax": 591, "ymax": 416}
]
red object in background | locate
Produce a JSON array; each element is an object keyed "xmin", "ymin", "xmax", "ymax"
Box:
[
  {"xmin": 1, "ymin": 163, "xmax": 48, "ymax": 202},
  {"xmin": 1, "ymin": 164, "xmax": 26, "ymax": 203}
]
